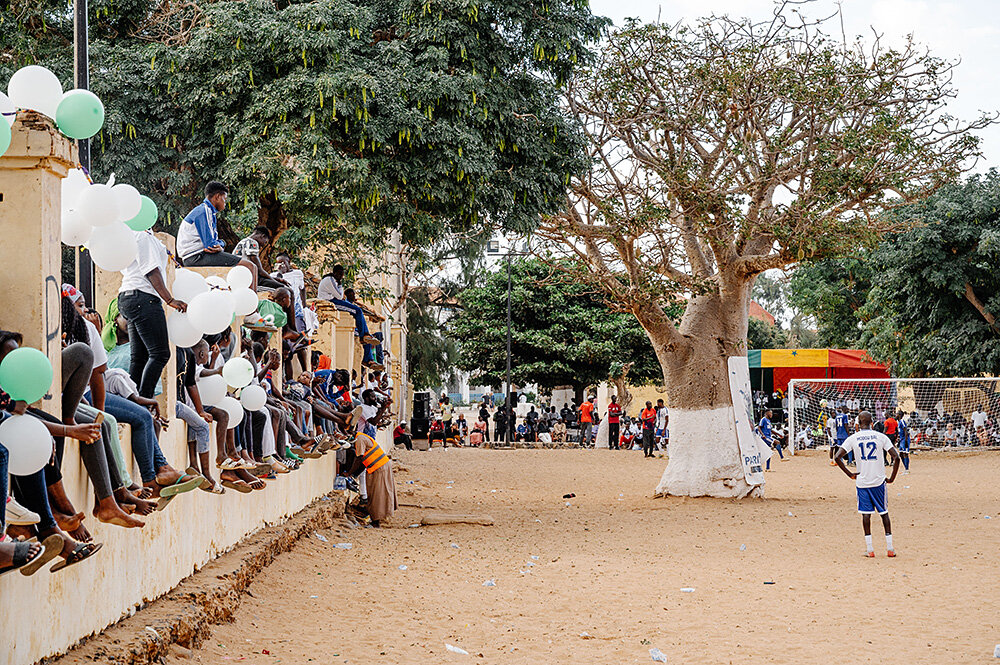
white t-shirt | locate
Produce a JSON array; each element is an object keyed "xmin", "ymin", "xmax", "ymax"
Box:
[
  {"xmin": 104, "ymin": 368, "xmax": 138, "ymax": 399},
  {"xmin": 84, "ymin": 319, "xmax": 108, "ymax": 368},
  {"xmin": 273, "ymin": 268, "xmax": 305, "ymax": 306},
  {"xmin": 839, "ymin": 429, "xmax": 895, "ymax": 488},
  {"xmin": 119, "ymin": 231, "xmax": 169, "ymax": 299},
  {"xmin": 317, "ymin": 276, "xmax": 345, "ymax": 301},
  {"xmin": 972, "ymin": 411, "xmax": 988, "ymax": 428},
  {"xmin": 359, "ymin": 403, "xmax": 378, "ymax": 430},
  {"xmin": 655, "ymin": 406, "xmax": 668, "ymax": 429}
]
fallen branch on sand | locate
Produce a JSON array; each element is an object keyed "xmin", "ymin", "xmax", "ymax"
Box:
[{"xmin": 420, "ymin": 512, "xmax": 495, "ymax": 526}]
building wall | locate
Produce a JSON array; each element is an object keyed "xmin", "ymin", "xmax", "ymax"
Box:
[{"xmin": 0, "ymin": 116, "xmax": 339, "ymax": 665}]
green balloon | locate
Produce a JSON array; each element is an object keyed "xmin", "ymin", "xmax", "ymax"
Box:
[
  {"xmin": 55, "ymin": 89, "xmax": 105, "ymax": 140},
  {"xmin": 0, "ymin": 121, "xmax": 10, "ymax": 157},
  {"xmin": 0, "ymin": 347, "xmax": 53, "ymax": 403},
  {"xmin": 125, "ymin": 195, "xmax": 158, "ymax": 231}
]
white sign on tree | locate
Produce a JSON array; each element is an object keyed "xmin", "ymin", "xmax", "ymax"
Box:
[{"xmin": 727, "ymin": 356, "xmax": 769, "ymax": 486}]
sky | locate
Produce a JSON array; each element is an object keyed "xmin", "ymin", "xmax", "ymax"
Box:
[{"xmin": 588, "ymin": 0, "xmax": 1000, "ymax": 170}]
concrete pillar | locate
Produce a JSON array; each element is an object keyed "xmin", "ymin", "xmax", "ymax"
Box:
[
  {"xmin": 0, "ymin": 112, "xmax": 77, "ymax": 416},
  {"xmin": 333, "ymin": 316, "xmax": 355, "ymax": 376},
  {"xmin": 94, "ymin": 232, "xmax": 180, "ymax": 418}
]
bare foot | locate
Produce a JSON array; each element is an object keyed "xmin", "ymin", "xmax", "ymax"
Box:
[
  {"xmin": 154, "ymin": 466, "xmax": 182, "ymax": 487},
  {"xmin": 68, "ymin": 523, "xmax": 93, "ymax": 542},
  {"xmin": 129, "ymin": 484, "xmax": 153, "ymax": 500},
  {"xmin": 93, "ymin": 501, "xmax": 145, "ymax": 528},
  {"xmin": 114, "ymin": 488, "xmax": 156, "ymax": 516},
  {"xmin": 53, "ymin": 510, "xmax": 84, "ymax": 532}
]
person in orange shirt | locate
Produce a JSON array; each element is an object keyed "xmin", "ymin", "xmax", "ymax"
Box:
[
  {"xmin": 640, "ymin": 401, "xmax": 657, "ymax": 458},
  {"xmin": 579, "ymin": 397, "xmax": 595, "ymax": 447}
]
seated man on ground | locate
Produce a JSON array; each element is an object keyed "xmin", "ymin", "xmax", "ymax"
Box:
[
  {"xmin": 393, "ymin": 422, "xmax": 412, "ymax": 450},
  {"xmin": 176, "ymin": 180, "xmax": 258, "ymax": 289}
]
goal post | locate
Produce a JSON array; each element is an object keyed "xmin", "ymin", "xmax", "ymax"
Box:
[{"xmin": 788, "ymin": 377, "xmax": 1000, "ymax": 452}]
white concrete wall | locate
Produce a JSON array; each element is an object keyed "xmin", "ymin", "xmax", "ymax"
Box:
[{"xmin": 1, "ymin": 414, "xmax": 336, "ymax": 665}]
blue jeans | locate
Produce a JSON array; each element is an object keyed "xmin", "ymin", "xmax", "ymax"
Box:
[
  {"xmin": 330, "ymin": 298, "xmax": 369, "ymax": 338},
  {"xmin": 176, "ymin": 402, "xmax": 211, "ymax": 454},
  {"xmin": 103, "ymin": 392, "xmax": 168, "ymax": 483}
]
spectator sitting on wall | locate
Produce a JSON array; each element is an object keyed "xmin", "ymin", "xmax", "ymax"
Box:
[{"xmin": 176, "ymin": 181, "xmax": 259, "ymax": 289}]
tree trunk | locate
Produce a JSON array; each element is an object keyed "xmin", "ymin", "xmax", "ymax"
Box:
[
  {"xmin": 255, "ymin": 192, "xmax": 289, "ymax": 267},
  {"xmin": 637, "ymin": 280, "xmax": 761, "ymax": 499}
]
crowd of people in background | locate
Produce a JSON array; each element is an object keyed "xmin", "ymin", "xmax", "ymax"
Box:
[
  {"xmin": 1, "ymin": 180, "xmax": 399, "ymax": 577},
  {"xmin": 415, "ymin": 394, "xmax": 669, "ymax": 453}
]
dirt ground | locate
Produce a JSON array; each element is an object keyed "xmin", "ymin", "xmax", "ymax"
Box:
[{"xmin": 170, "ymin": 447, "xmax": 1000, "ymax": 665}]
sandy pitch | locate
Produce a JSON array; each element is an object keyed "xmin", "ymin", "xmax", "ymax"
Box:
[{"xmin": 173, "ymin": 448, "xmax": 1000, "ymax": 664}]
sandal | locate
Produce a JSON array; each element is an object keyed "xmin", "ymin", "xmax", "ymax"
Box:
[
  {"xmin": 221, "ymin": 479, "xmax": 252, "ymax": 494},
  {"xmin": 0, "ymin": 541, "xmax": 45, "ymax": 577},
  {"xmin": 188, "ymin": 467, "xmax": 213, "ymax": 491},
  {"xmin": 19, "ymin": 534, "xmax": 63, "ymax": 576},
  {"xmin": 158, "ymin": 473, "xmax": 204, "ymax": 498},
  {"xmin": 247, "ymin": 478, "xmax": 266, "ymax": 490},
  {"xmin": 50, "ymin": 541, "xmax": 103, "ymax": 573}
]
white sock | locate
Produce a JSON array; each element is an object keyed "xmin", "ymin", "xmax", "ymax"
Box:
[
  {"xmin": 886, "ymin": 534, "xmax": 893, "ymax": 550},
  {"xmin": 865, "ymin": 535, "xmax": 873, "ymax": 552}
]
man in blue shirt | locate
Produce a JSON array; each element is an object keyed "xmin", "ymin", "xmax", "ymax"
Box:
[
  {"xmin": 757, "ymin": 408, "xmax": 783, "ymax": 470},
  {"xmin": 177, "ymin": 181, "xmax": 259, "ymax": 289},
  {"xmin": 833, "ymin": 405, "xmax": 853, "ymax": 466}
]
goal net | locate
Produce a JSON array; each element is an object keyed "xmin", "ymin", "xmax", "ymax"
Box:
[{"xmin": 787, "ymin": 378, "xmax": 1000, "ymax": 452}]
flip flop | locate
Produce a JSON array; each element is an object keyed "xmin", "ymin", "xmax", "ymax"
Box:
[
  {"xmin": 0, "ymin": 541, "xmax": 46, "ymax": 577},
  {"xmin": 221, "ymin": 479, "xmax": 252, "ymax": 494},
  {"xmin": 188, "ymin": 467, "xmax": 213, "ymax": 491},
  {"xmin": 50, "ymin": 541, "xmax": 103, "ymax": 573},
  {"xmin": 20, "ymin": 534, "xmax": 63, "ymax": 576},
  {"xmin": 158, "ymin": 473, "xmax": 204, "ymax": 498}
]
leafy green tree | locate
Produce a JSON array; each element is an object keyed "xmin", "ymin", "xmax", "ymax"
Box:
[
  {"xmin": 538, "ymin": 9, "xmax": 992, "ymax": 497},
  {"xmin": 450, "ymin": 258, "xmax": 663, "ymax": 394},
  {"xmin": 406, "ymin": 287, "xmax": 458, "ymax": 390},
  {"xmin": 747, "ymin": 317, "xmax": 788, "ymax": 350},
  {"xmin": 861, "ymin": 172, "xmax": 1000, "ymax": 377},
  {"xmin": 789, "ymin": 257, "xmax": 872, "ymax": 348},
  {"xmin": 3, "ymin": 0, "xmax": 605, "ymax": 268}
]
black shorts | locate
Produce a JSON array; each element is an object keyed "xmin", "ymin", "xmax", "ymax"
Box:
[{"xmin": 182, "ymin": 250, "xmax": 242, "ymax": 267}]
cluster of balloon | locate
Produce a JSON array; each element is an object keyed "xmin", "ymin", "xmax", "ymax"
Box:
[
  {"xmin": 60, "ymin": 169, "xmax": 159, "ymax": 271},
  {"xmin": 2, "ymin": 65, "xmax": 106, "ymax": 158},
  {"xmin": 189, "ymin": 358, "xmax": 257, "ymax": 430},
  {"xmin": 166, "ymin": 266, "xmax": 259, "ymax": 346},
  {"xmin": 0, "ymin": 347, "xmax": 56, "ymax": 475}
]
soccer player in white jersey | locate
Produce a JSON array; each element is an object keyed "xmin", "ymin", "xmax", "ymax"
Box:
[{"xmin": 834, "ymin": 410, "xmax": 901, "ymax": 558}]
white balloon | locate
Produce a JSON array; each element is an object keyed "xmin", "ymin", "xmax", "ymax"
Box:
[
  {"xmin": 76, "ymin": 183, "xmax": 120, "ymax": 227},
  {"xmin": 231, "ymin": 287, "xmax": 259, "ymax": 316},
  {"xmin": 171, "ymin": 268, "xmax": 208, "ymax": 304},
  {"xmin": 88, "ymin": 222, "xmax": 137, "ymax": 272},
  {"xmin": 7, "ymin": 65, "xmax": 63, "ymax": 119},
  {"xmin": 166, "ymin": 311, "xmax": 202, "ymax": 348},
  {"xmin": 61, "ymin": 208, "xmax": 92, "ymax": 247},
  {"xmin": 0, "ymin": 92, "xmax": 15, "ymax": 128},
  {"xmin": 0, "ymin": 414, "xmax": 53, "ymax": 476},
  {"xmin": 196, "ymin": 374, "xmax": 227, "ymax": 406},
  {"xmin": 222, "ymin": 357, "xmax": 255, "ymax": 389},
  {"xmin": 218, "ymin": 395, "xmax": 244, "ymax": 428},
  {"xmin": 111, "ymin": 183, "xmax": 142, "ymax": 221},
  {"xmin": 187, "ymin": 290, "xmax": 234, "ymax": 335},
  {"xmin": 61, "ymin": 168, "xmax": 90, "ymax": 215},
  {"xmin": 239, "ymin": 385, "xmax": 267, "ymax": 411},
  {"xmin": 227, "ymin": 265, "xmax": 253, "ymax": 290},
  {"xmin": 205, "ymin": 275, "xmax": 228, "ymax": 289}
]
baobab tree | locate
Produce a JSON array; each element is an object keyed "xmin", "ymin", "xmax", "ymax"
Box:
[{"xmin": 538, "ymin": 6, "xmax": 994, "ymax": 497}]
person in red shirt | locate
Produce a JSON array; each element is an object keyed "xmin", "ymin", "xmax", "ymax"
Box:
[
  {"xmin": 393, "ymin": 422, "xmax": 411, "ymax": 450},
  {"xmin": 607, "ymin": 396, "xmax": 622, "ymax": 449},
  {"xmin": 579, "ymin": 397, "xmax": 596, "ymax": 446},
  {"xmin": 640, "ymin": 401, "xmax": 657, "ymax": 458}
]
